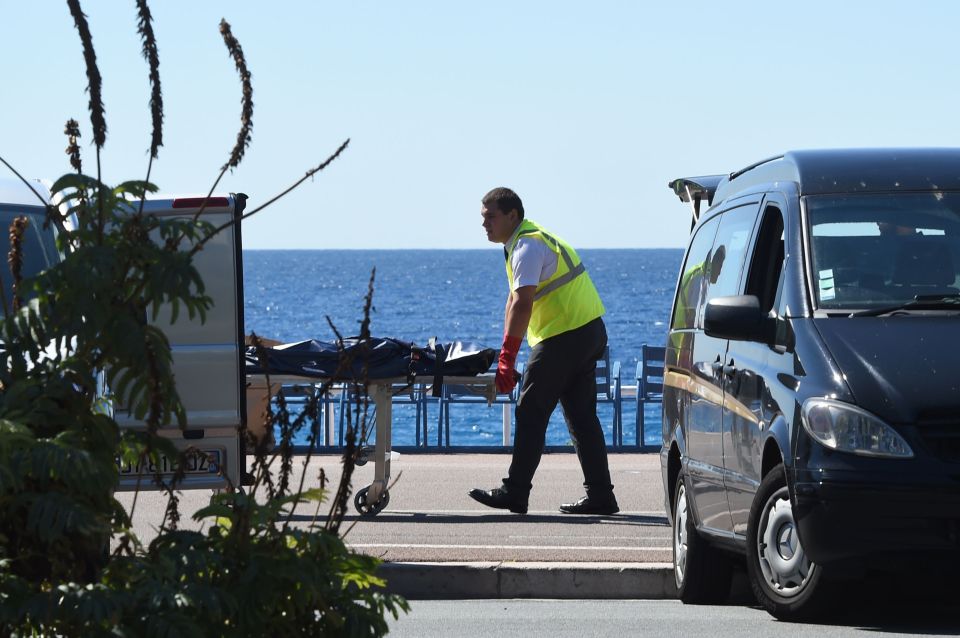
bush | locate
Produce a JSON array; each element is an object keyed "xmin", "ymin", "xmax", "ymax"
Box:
[{"xmin": 0, "ymin": 3, "xmax": 406, "ymax": 635}]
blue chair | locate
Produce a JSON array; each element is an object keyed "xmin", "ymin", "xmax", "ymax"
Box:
[
  {"xmin": 337, "ymin": 380, "xmax": 428, "ymax": 447},
  {"xmin": 635, "ymin": 343, "xmax": 666, "ymax": 449},
  {"xmin": 437, "ymin": 367, "xmax": 518, "ymax": 447},
  {"xmin": 439, "ymin": 346, "xmax": 620, "ymax": 447},
  {"xmin": 261, "ymin": 379, "xmax": 337, "ymax": 448},
  {"xmin": 595, "ymin": 346, "xmax": 622, "ymax": 446},
  {"xmin": 418, "ymin": 385, "xmax": 441, "ymax": 448}
]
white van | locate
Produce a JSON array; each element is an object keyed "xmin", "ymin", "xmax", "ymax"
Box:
[
  {"xmin": 0, "ymin": 177, "xmax": 247, "ymax": 490},
  {"xmin": 113, "ymin": 193, "xmax": 248, "ymax": 490}
]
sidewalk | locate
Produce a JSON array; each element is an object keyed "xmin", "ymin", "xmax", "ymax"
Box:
[
  {"xmin": 349, "ymin": 451, "xmax": 677, "ymax": 599},
  {"xmin": 115, "ymin": 451, "xmax": 679, "ymax": 599}
]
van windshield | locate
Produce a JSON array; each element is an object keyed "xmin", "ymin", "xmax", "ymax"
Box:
[
  {"xmin": 0, "ymin": 207, "xmax": 60, "ymax": 314},
  {"xmin": 806, "ymin": 192, "xmax": 960, "ymax": 311}
]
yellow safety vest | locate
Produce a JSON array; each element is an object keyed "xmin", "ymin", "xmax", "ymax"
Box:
[{"xmin": 505, "ymin": 219, "xmax": 605, "ymax": 346}]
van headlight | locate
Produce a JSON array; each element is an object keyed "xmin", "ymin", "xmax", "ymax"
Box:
[{"xmin": 801, "ymin": 398, "xmax": 913, "ymax": 458}]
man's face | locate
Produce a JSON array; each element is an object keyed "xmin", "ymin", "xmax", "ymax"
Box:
[{"xmin": 481, "ymin": 202, "xmax": 517, "ymax": 244}]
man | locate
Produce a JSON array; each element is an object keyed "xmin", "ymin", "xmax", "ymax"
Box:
[
  {"xmin": 468, "ymin": 187, "xmax": 619, "ymax": 515},
  {"xmin": 878, "ymin": 221, "xmax": 918, "ymax": 236}
]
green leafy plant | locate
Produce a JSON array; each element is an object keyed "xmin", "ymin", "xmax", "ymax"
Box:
[{"xmin": 0, "ymin": 2, "xmax": 406, "ymax": 635}]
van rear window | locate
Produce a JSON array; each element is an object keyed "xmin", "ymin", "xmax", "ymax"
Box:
[{"xmin": 0, "ymin": 207, "xmax": 59, "ymax": 314}]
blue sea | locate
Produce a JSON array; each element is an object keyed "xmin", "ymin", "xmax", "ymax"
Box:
[{"xmin": 243, "ymin": 249, "xmax": 683, "ymax": 448}]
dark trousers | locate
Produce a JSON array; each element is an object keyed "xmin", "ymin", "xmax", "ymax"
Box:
[{"xmin": 504, "ymin": 317, "xmax": 614, "ymax": 497}]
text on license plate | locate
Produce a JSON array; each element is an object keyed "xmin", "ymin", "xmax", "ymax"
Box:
[{"xmin": 115, "ymin": 449, "xmax": 221, "ymax": 475}]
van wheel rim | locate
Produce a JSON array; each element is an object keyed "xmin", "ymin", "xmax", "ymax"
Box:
[
  {"xmin": 674, "ymin": 484, "xmax": 688, "ymax": 587},
  {"xmin": 756, "ymin": 486, "xmax": 814, "ymax": 598}
]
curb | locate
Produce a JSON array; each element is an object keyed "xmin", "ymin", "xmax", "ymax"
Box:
[{"xmin": 378, "ymin": 562, "xmax": 678, "ymax": 600}]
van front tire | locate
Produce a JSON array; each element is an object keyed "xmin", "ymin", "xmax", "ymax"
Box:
[
  {"xmin": 672, "ymin": 472, "xmax": 732, "ymax": 604},
  {"xmin": 747, "ymin": 464, "xmax": 832, "ymax": 621}
]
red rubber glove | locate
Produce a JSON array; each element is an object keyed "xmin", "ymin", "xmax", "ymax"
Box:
[{"xmin": 496, "ymin": 334, "xmax": 522, "ymax": 394}]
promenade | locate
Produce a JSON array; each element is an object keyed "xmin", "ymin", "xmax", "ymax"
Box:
[{"xmin": 115, "ymin": 451, "xmax": 683, "ymax": 599}]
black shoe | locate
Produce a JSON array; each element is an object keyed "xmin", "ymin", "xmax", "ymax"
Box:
[
  {"xmin": 468, "ymin": 487, "xmax": 528, "ymax": 514},
  {"xmin": 559, "ymin": 495, "xmax": 619, "ymax": 515}
]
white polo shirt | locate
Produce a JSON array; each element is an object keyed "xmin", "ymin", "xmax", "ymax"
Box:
[{"xmin": 507, "ymin": 226, "xmax": 559, "ymax": 291}]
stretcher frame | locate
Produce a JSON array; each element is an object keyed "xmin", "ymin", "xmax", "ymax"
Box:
[{"xmin": 245, "ymin": 373, "xmax": 497, "ymax": 515}]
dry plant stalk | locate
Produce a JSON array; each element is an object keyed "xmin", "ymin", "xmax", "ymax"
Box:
[
  {"xmin": 7, "ymin": 216, "xmax": 28, "ymax": 313},
  {"xmin": 219, "ymin": 18, "xmax": 253, "ymax": 172},
  {"xmin": 183, "ymin": 18, "xmax": 254, "ymax": 228},
  {"xmin": 66, "ymin": 0, "xmax": 106, "ymax": 151},
  {"xmin": 66, "ymin": 0, "xmax": 107, "ymax": 232},
  {"xmin": 64, "ymin": 119, "xmax": 83, "ymax": 173},
  {"xmin": 190, "ymin": 138, "xmax": 351, "ymax": 256},
  {"xmin": 135, "ymin": 0, "xmax": 163, "ymax": 161},
  {"xmin": 325, "ymin": 269, "xmax": 377, "ymax": 535},
  {"xmin": 135, "ymin": 0, "xmax": 163, "ymax": 218},
  {"xmin": 247, "ymin": 268, "xmax": 378, "ymax": 537}
]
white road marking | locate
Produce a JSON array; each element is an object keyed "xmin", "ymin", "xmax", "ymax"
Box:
[
  {"xmin": 349, "ymin": 543, "xmax": 670, "ymax": 551},
  {"xmin": 505, "ymin": 535, "xmax": 669, "ymax": 541},
  {"xmin": 359, "ymin": 509, "xmax": 667, "ymax": 516}
]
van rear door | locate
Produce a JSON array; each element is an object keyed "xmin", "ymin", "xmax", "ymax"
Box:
[{"xmin": 114, "ymin": 194, "xmax": 246, "ymax": 490}]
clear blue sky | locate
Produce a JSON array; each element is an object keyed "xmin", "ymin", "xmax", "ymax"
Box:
[{"xmin": 3, "ymin": 2, "xmax": 959, "ymax": 249}]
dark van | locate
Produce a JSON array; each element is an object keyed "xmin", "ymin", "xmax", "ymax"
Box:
[{"xmin": 661, "ymin": 149, "xmax": 960, "ymax": 620}]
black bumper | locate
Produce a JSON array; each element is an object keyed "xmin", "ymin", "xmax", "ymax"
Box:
[{"xmin": 793, "ymin": 469, "xmax": 960, "ymax": 565}]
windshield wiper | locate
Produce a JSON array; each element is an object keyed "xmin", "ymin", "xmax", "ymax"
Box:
[{"xmin": 849, "ymin": 294, "xmax": 960, "ymax": 317}]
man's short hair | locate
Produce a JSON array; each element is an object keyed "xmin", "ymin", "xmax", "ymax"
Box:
[{"xmin": 482, "ymin": 187, "xmax": 524, "ymax": 220}]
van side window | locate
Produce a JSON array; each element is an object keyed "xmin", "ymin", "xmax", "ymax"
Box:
[
  {"xmin": 744, "ymin": 205, "xmax": 786, "ymax": 313},
  {"xmin": 671, "ymin": 215, "xmax": 720, "ymax": 330},
  {"xmin": 701, "ymin": 203, "xmax": 760, "ymax": 319}
]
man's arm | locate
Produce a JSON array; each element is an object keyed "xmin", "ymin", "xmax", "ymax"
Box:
[
  {"xmin": 504, "ymin": 286, "xmax": 535, "ymax": 340},
  {"xmin": 496, "ymin": 285, "xmax": 535, "ymax": 393}
]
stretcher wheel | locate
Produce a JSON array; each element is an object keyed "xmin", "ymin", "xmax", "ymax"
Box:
[{"xmin": 354, "ymin": 486, "xmax": 390, "ymax": 516}]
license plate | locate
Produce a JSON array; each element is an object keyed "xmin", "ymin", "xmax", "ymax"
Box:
[{"xmin": 115, "ymin": 449, "xmax": 221, "ymax": 476}]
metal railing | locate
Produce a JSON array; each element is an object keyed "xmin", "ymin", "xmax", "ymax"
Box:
[{"xmin": 258, "ymin": 345, "xmax": 666, "ymax": 453}]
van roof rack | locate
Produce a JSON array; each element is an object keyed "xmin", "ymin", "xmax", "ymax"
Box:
[{"xmin": 668, "ymin": 175, "xmax": 725, "ymax": 229}]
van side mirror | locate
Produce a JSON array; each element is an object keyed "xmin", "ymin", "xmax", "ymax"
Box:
[{"xmin": 704, "ymin": 295, "xmax": 775, "ymax": 343}]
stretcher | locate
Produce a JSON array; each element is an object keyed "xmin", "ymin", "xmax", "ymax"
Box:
[{"xmin": 245, "ymin": 372, "xmax": 497, "ymax": 516}]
